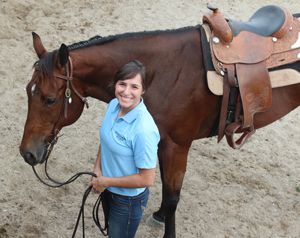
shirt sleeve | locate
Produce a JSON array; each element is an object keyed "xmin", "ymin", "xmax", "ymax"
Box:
[{"xmin": 132, "ymin": 129, "xmax": 160, "ymax": 169}]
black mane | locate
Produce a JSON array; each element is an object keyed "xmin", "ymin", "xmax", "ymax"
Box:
[
  {"xmin": 68, "ymin": 25, "xmax": 200, "ymax": 50},
  {"xmin": 32, "ymin": 25, "xmax": 200, "ymax": 77}
]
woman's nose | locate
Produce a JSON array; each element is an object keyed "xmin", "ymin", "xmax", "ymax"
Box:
[{"xmin": 123, "ymin": 86, "xmax": 130, "ymax": 94}]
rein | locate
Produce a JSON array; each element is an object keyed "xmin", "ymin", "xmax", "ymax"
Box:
[{"xmin": 32, "ymin": 143, "xmax": 108, "ymax": 237}]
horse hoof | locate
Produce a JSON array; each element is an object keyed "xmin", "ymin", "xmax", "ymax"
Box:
[
  {"xmin": 146, "ymin": 214, "xmax": 164, "ymax": 227},
  {"xmin": 152, "ymin": 211, "xmax": 165, "ymax": 223}
]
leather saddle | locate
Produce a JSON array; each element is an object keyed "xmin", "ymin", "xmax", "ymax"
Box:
[{"xmin": 202, "ymin": 5, "xmax": 300, "ymax": 148}]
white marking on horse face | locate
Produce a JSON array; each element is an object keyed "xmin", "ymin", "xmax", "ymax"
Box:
[
  {"xmin": 291, "ymin": 32, "xmax": 300, "ymax": 49},
  {"xmin": 31, "ymin": 84, "xmax": 36, "ymax": 96}
]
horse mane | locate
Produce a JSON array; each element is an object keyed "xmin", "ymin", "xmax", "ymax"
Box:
[
  {"xmin": 68, "ymin": 25, "xmax": 200, "ymax": 50},
  {"xmin": 32, "ymin": 26, "xmax": 200, "ymax": 78}
]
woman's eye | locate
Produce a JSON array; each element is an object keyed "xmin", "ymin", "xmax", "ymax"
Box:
[{"xmin": 45, "ymin": 97, "xmax": 56, "ymax": 106}]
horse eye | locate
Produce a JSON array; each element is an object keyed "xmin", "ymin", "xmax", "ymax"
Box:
[{"xmin": 45, "ymin": 97, "xmax": 56, "ymax": 106}]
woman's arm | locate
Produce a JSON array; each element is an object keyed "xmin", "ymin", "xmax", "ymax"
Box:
[
  {"xmin": 91, "ymin": 145, "xmax": 104, "ymax": 192},
  {"xmin": 91, "ymin": 168, "xmax": 156, "ymax": 191},
  {"xmin": 93, "ymin": 146, "xmax": 102, "ymax": 177}
]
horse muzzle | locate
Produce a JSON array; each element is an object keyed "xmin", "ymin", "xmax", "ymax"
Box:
[{"xmin": 19, "ymin": 142, "xmax": 48, "ymax": 166}]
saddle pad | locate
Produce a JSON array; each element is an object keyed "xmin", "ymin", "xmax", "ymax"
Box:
[{"xmin": 207, "ymin": 68, "xmax": 300, "ymax": 96}]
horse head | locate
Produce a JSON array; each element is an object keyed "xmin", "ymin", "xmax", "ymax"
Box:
[{"xmin": 20, "ymin": 33, "xmax": 86, "ymax": 166}]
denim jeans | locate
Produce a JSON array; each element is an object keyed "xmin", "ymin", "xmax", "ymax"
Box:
[{"xmin": 106, "ymin": 188, "xmax": 149, "ymax": 238}]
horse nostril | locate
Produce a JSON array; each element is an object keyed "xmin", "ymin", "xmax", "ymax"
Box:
[{"xmin": 23, "ymin": 151, "xmax": 37, "ymax": 166}]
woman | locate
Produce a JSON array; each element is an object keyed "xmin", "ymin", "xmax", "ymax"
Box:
[{"xmin": 91, "ymin": 60, "xmax": 160, "ymax": 238}]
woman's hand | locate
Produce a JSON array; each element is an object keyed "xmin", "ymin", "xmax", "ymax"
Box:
[
  {"xmin": 91, "ymin": 164, "xmax": 103, "ymax": 193},
  {"xmin": 91, "ymin": 175, "xmax": 107, "ymax": 193}
]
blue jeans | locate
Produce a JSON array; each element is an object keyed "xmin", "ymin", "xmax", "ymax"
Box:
[{"xmin": 106, "ymin": 188, "xmax": 149, "ymax": 238}]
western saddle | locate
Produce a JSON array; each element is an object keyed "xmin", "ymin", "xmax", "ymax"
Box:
[{"xmin": 203, "ymin": 5, "xmax": 300, "ymax": 148}]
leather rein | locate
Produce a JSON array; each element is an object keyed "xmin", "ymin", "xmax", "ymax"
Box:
[{"xmin": 31, "ymin": 56, "xmax": 108, "ymax": 237}]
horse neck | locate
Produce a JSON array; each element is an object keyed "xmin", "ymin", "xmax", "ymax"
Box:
[
  {"xmin": 70, "ymin": 48, "xmax": 117, "ymax": 103},
  {"xmin": 70, "ymin": 42, "xmax": 149, "ymax": 103},
  {"xmin": 69, "ymin": 27, "xmax": 202, "ymax": 103}
]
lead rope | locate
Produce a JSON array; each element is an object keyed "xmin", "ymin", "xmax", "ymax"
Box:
[
  {"xmin": 92, "ymin": 192, "xmax": 109, "ymax": 236},
  {"xmin": 32, "ymin": 162, "xmax": 108, "ymax": 237},
  {"xmin": 32, "ymin": 137, "xmax": 108, "ymax": 237},
  {"xmin": 72, "ymin": 186, "xmax": 108, "ymax": 237}
]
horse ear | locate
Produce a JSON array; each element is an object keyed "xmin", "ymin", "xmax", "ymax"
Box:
[
  {"xmin": 32, "ymin": 32, "xmax": 47, "ymax": 59},
  {"xmin": 58, "ymin": 44, "xmax": 69, "ymax": 67}
]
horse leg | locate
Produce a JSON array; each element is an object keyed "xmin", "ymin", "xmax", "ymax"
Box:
[{"xmin": 153, "ymin": 139, "xmax": 190, "ymax": 238}]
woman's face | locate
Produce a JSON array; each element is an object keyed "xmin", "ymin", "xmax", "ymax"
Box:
[{"xmin": 115, "ymin": 73, "xmax": 144, "ymax": 115}]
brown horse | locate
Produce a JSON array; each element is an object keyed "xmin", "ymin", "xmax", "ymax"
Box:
[{"xmin": 20, "ymin": 22, "xmax": 300, "ymax": 237}]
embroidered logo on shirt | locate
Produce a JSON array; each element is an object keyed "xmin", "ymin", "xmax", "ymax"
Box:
[{"xmin": 114, "ymin": 131, "xmax": 126, "ymax": 142}]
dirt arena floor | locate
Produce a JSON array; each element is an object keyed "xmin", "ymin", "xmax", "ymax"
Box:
[{"xmin": 1, "ymin": 0, "xmax": 299, "ymax": 237}]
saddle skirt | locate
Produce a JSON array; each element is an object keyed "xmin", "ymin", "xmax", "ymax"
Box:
[{"xmin": 202, "ymin": 5, "xmax": 300, "ymax": 149}]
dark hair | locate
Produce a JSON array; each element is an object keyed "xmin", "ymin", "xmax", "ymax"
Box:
[{"xmin": 113, "ymin": 60, "xmax": 146, "ymax": 90}]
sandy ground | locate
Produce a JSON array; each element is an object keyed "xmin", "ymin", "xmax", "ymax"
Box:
[{"xmin": 1, "ymin": 0, "xmax": 300, "ymax": 237}]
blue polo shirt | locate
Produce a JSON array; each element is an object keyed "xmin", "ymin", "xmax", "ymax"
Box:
[{"xmin": 100, "ymin": 98, "xmax": 160, "ymax": 196}]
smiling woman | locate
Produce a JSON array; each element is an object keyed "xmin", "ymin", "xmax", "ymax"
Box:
[
  {"xmin": 115, "ymin": 76, "xmax": 144, "ymax": 116},
  {"xmin": 91, "ymin": 60, "xmax": 160, "ymax": 238},
  {"xmin": 114, "ymin": 61, "xmax": 146, "ymax": 116}
]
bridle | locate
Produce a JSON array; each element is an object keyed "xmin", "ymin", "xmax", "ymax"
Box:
[
  {"xmin": 32, "ymin": 55, "xmax": 89, "ymax": 168},
  {"xmin": 31, "ymin": 56, "xmax": 108, "ymax": 237},
  {"xmin": 32, "ymin": 55, "xmax": 92, "ymax": 187}
]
